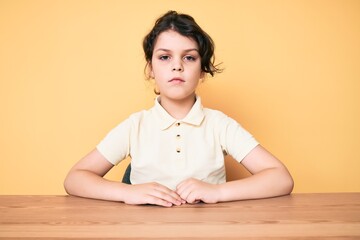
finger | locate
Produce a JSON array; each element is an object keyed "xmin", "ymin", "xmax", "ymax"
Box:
[
  {"xmin": 186, "ymin": 191, "xmax": 201, "ymax": 204},
  {"xmin": 177, "ymin": 186, "xmax": 193, "ymax": 203},
  {"xmin": 177, "ymin": 179, "xmax": 198, "ymax": 201},
  {"xmin": 153, "ymin": 190, "xmax": 182, "ymax": 206},
  {"xmin": 176, "ymin": 178, "xmax": 192, "ymax": 192},
  {"xmin": 158, "ymin": 185, "xmax": 183, "ymax": 201},
  {"xmin": 176, "ymin": 179, "xmax": 192, "ymax": 196},
  {"xmin": 151, "ymin": 185, "xmax": 183, "ymax": 206},
  {"xmin": 144, "ymin": 195, "xmax": 173, "ymax": 207}
]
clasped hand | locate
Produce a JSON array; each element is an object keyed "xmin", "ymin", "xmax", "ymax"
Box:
[{"xmin": 123, "ymin": 178, "xmax": 221, "ymax": 207}]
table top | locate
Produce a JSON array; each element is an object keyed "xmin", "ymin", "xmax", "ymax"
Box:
[{"xmin": 0, "ymin": 193, "xmax": 359, "ymax": 239}]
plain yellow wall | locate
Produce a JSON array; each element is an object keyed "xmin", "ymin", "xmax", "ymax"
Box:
[{"xmin": 1, "ymin": 0, "xmax": 359, "ymax": 194}]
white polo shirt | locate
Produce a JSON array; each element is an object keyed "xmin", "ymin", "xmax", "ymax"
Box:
[{"xmin": 97, "ymin": 96, "xmax": 258, "ymax": 190}]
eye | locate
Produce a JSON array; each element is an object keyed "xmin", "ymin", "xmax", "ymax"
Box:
[
  {"xmin": 159, "ymin": 55, "xmax": 170, "ymax": 61},
  {"xmin": 184, "ymin": 55, "xmax": 197, "ymax": 61}
]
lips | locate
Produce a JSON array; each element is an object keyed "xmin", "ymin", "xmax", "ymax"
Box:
[{"xmin": 169, "ymin": 78, "xmax": 185, "ymax": 83}]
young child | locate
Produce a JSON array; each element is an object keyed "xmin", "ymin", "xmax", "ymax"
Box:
[{"xmin": 64, "ymin": 10, "xmax": 294, "ymax": 207}]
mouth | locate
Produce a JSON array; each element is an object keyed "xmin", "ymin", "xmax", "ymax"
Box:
[{"xmin": 168, "ymin": 78, "xmax": 185, "ymax": 83}]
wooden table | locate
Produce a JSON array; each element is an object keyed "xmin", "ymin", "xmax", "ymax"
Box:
[{"xmin": 0, "ymin": 193, "xmax": 359, "ymax": 239}]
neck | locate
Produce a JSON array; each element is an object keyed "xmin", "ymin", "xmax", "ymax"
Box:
[{"xmin": 159, "ymin": 94, "xmax": 196, "ymax": 120}]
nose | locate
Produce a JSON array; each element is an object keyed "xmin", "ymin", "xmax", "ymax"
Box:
[
  {"xmin": 172, "ymin": 59, "xmax": 183, "ymax": 72},
  {"xmin": 172, "ymin": 66, "xmax": 183, "ymax": 71}
]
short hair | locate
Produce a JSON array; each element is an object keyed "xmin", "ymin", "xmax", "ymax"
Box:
[{"xmin": 143, "ymin": 10, "xmax": 222, "ymax": 78}]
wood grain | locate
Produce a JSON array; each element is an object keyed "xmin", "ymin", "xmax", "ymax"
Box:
[{"xmin": 0, "ymin": 193, "xmax": 359, "ymax": 239}]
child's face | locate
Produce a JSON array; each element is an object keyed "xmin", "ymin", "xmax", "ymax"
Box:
[{"xmin": 150, "ymin": 30, "xmax": 203, "ymax": 101}]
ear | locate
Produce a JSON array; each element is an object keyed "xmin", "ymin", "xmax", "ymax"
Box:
[
  {"xmin": 147, "ymin": 61, "xmax": 154, "ymax": 79},
  {"xmin": 200, "ymin": 71, "xmax": 205, "ymax": 80}
]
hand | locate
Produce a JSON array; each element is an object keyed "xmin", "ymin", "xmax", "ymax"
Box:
[
  {"xmin": 176, "ymin": 178, "xmax": 221, "ymax": 204},
  {"xmin": 122, "ymin": 182, "xmax": 183, "ymax": 207}
]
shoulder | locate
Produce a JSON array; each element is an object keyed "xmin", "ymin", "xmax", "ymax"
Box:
[
  {"xmin": 104, "ymin": 109, "xmax": 150, "ymax": 133},
  {"xmin": 202, "ymin": 107, "xmax": 248, "ymax": 132},
  {"xmin": 123, "ymin": 107, "xmax": 160, "ymax": 131},
  {"xmin": 127, "ymin": 107, "xmax": 156, "ymax": 123},
  {"xmin": 127, "ymin": 109, "xmax": 147, "ymax": 122},
  {"xmin": 203, "ymin": 107, "xmax": 231, "ymax": 123}
]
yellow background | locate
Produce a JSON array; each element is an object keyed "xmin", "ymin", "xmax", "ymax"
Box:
[{"xmin": 1, "ymin": 0, "xmax": 359, "ymax": 194}]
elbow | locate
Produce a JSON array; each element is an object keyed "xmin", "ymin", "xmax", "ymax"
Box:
[
  {"xmin": 63, "ymin": 173, "xmax": 74, "ymax": 196},
  {"xmin": 63, "ymin": 177, "xmax": 70, "ymax": 195},
  {"xmin": 286, "ymin": 178, "xmax": 294, "ymax": 195},
  {"xmin": 282, "ymin": 171, "xmax": 294, "ymax": 195},
  {"xmin": 272, "ymin": 167, "xmax": 294, "ymax": 197}
]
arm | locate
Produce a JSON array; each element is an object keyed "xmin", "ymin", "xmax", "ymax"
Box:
[
  {"xmin": 176, "ymin": 145, "xmax": 294, "ymax": 203},
  {"xmin": 64, "ymin": 149, "xmax": 183, "ymax": 207},
  {"xmin": 218, "ymin": 144, "xmax": 294, "ymax": 201}
]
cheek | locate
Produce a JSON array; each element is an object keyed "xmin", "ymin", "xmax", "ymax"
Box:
[
  {"xmin": 150, "ymin": 62, "xmax": 163, "ymax": 74},
  {"xmin": 151, "ymin": 67, "xmax": 163, "ymax": 80},
  {"xmin": 150, "ymin": 65, "xmax": 162, "ymax": 79},
  {"xmin": 195, "ymin": 67, "xmax": 204, "ymax": 78}
]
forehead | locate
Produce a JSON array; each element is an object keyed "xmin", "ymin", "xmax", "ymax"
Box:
[{"xmin": 153, "ymin": 30, "xmax": 198, "ymax": 51}]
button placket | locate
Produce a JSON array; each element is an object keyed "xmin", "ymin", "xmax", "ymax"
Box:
[{"xmin": 175, "ymin": 122, "xmax": 183, "ymax": 159}]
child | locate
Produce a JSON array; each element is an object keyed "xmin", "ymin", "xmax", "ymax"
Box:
[{"xmin": 64, "ymin": 11, "xmax": 294, "ymax": 207}]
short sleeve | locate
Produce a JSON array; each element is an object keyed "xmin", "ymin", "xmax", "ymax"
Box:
[
  {"xmin": 219, "ymin": 116, "xmax": 259, "ymax": 162},
  {"xmin": 96, "ymin": 118, "xmax": 132, "ymax": 165}
]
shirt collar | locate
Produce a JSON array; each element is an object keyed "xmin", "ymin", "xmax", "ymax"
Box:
[{"xmin": 153, "ymin": 96, "xmax": 205, "ymax": 130}]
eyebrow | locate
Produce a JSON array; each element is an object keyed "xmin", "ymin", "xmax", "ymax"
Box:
[{"xmin": 154, "ymin": 48, "xmax": 199, "ymax": 53}]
